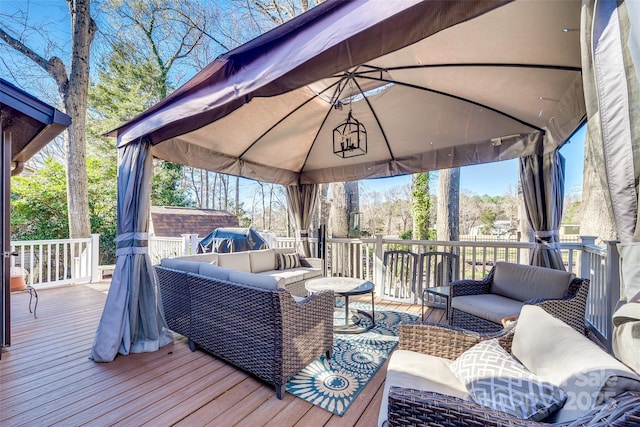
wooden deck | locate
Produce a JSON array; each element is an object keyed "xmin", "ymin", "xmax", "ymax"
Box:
[{"xmin": 1, "ymin": 283, "xmax": 445, "ymax": 426}]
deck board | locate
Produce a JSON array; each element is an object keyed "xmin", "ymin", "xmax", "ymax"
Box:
[{"xmin": 1, "ymin": 283, "xmax": 445, "ymax": 426}]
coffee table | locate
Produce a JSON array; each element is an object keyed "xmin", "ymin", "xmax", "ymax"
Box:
[{"xmin": 305, "ymin": 277, "xmax": 375, "ymax": 334}]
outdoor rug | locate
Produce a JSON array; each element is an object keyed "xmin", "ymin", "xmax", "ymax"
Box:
[{"xmin": 285, "ymin": 302, "xmax": 418, "ymax": 416}]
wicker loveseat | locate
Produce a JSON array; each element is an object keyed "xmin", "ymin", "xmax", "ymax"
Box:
[
  {"xmin": 379, "ymin": 305, "xmax": 640, "ymax": 426},
  {"xmin": 450, "ymin": 262, "xmax": 590, "ymax": 333},
  {"xmin": 155, "ymin": 259, "xmax": 334, "ymax": 399}
]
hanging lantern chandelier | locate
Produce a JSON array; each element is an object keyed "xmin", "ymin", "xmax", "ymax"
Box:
[{"xmin": 332, "ymin": 78, "xmax": 367, "ymax": 158}]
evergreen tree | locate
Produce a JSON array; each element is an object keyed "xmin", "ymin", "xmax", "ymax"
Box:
[
  {"xmin": 11, "ymin": 159, "xmax": 69, "ymax": 240},
  {"xmin": 89, "ymin": 41, "xmax": 189, "ymax": 208},
  {"xmin": 412, "ymin": 173, "xmax": 431, "ymax": 240}
]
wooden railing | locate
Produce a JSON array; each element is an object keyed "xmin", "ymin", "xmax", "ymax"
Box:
[{"xmin": 10, "ymin": 235, "xmax": 99, "ymax": 288}]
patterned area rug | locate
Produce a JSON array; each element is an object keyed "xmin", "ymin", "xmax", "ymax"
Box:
[{"xmin": 285, "ymin": 302, "xmax": 418, "ymax": 416}]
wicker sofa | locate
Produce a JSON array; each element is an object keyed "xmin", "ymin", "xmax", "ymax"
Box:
[
  {"xmin": 161, "ymin": 247, "xmax": 323, "ymax": 297},
  {"xmin": 155, "ymin": 248, "xmax": 333, "ymax": 399},
  {"xmin": 379, "ymin": 305, "xmax": 640, "ymax": 426},
  {"xmin": 450, "ymin": 262, "xmax": 590, "ymax": 333}
]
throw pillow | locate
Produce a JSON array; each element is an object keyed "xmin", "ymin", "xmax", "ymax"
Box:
[
  {"xmin": 450, "ymin": 339, "xmax": 566, "ymax": 421},
  {"xmin": 277, "ymin": 252, "xmax": 301, "ymax": 270}
]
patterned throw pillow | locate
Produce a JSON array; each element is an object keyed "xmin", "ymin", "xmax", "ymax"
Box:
[
  {"xmin": 450, "ymin": 339, "xmax": 566, "ymax": 421},
  {"xmin": 277, "ymin": 252, "xmax": 301, "ymax": 270}
]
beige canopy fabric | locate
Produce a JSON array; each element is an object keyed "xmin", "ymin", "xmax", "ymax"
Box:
[{"xmin": 111, "ymin": 0, "xmax": 586, "ymax": 186}]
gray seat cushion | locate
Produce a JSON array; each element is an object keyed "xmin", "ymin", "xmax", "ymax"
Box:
[
  {"xmin": 491, "ymin": 262, "xmax": 573, "ymax": 302},
  {"xmin": 227, "ymin": 270, "xmax": 279, "ymax": 290},
  {"xmin": 256, "ymin": 268, "xmax": 319, "ymax": 285},
  {"xmin": 452, "ymin": 294, "xmax": 524, "ymax": 324},
  {"xmin": 198, "ymin": 263, "xmax": 232, "ymax": 281},
  {"xmin": 160, "ymin": 258, "xmax": 200, "ymax": 274}
]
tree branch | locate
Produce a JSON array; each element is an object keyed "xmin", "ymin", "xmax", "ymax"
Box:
[{"xmin": 0, "ymin": 27, "xmax": 68, "ymax": 91}]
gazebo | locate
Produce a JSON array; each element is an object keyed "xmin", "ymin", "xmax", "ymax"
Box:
[{"xmin": 91, "ymin": 0, "xmax": 639, "ymax": 375}]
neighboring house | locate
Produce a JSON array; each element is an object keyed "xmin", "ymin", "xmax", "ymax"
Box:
[
  {"xmin": 149, "ymin": 206, "xmax": 238, "ymax": 238},
  {"xmin": 469, "ymin": 220, "xmax": 515, "ymax": 237}
]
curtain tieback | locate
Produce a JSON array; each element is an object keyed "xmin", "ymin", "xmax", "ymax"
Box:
[
  {"xmin": 534, "ymin": 230, "xmax": 559, "ymax": 249},
  {"xmin": 297, "ymin": 230, "xmax": 309, "ymax": 240},
  {"xmin": 116, "ymin": 232, "xmax": 149, "ymax": 256}
]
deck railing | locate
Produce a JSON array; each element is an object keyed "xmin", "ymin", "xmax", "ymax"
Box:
[
  {"xmin": 9, "ymin": 233, "xmax": 618, "ymax": 349},
  {"xmin": 323, "ymin": 237, "xmax": 585, "ymax": 282},
  {"xmin": 10, "ymin": 235, "xmax": 99, "ymax": 288},
  {"xmin": 148, "ymin": 234, "xmax": 199, "ymax": 265},
  {"xmin": 318, "ymin": 235, "xmax": 616, "ymax": 349}
]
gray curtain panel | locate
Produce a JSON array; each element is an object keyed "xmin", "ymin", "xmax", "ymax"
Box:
[
  {"xmin": 90, "ymin": 137, "xmax": 173, "ymax": 362},
  {"xmin": 285, "ymin": 184, "xmax": 319, "ymax": 258},
  {"xmin": 519, "ymin": 148, "xmax": 566, "ymax": 270},
  {"xmin": 582, "ymin": 0, "xmax": 640, "ymax": 372}
]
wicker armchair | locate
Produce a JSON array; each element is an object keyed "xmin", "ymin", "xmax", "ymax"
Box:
[
  {"xmin": 388, "ymin": 387, "xmax": 640, "ymax": 426},
  {"xmin": 385, "ymin": 322, "xmax": 640, "ymax": 427},
  {"xmin": 449, "ymin": 263, "xmax": 590, "ymax": 334}
]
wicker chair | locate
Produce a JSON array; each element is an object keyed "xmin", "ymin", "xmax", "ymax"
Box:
[
  {"xmin": 449, "ymin": 263, "xmax": 590, "ymax": 334},
  {"xmin": 385, "ymin": 322, "xmax": 640, "ymax": 427}
]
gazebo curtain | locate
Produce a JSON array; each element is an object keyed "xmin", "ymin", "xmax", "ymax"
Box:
[
  {"xmin": 90, "ymin": 137, "xmax": 173, "ymax": 362},
  {"xmin": 582, "ymin": 0, "xmax": 639, "ymax": 372},
  {"xmin": 519, "ymin": 148, "xmax": 566, "ymax": 270},
  {"xmin": 285, "ymin": 184, "xmax": 318, "ymax": 258}
]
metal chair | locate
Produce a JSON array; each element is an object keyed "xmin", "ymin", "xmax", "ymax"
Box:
[
  {"xmin": 382, "ymin": 250, "xmax": 418, "ymax": 302},
  {"xmin": 418, "ymin": 251, "xmax": 459, "ymax": 319},
  {"xmin": 418, "ymin": 251, "xmax": 460, "ymax": 292}
]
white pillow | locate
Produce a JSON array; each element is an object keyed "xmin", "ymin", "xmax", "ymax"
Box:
[
  {"xmin": 512, "ymin": 305, "xmax": 640, "ymax": 422},
  {"xmin": 249, "ymin": 249, "xmax": 277, "ymax": 273},
  {"xmin": 450, "ymin": 339, "xmax": 566, "ymax": 421},
  {"xmin": 217, "ymin": 252, "xmax": 251, "ymax": 272}
]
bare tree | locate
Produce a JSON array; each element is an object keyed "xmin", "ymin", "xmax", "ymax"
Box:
[
  {"xmin": 436, "ymin": 168, "xmax": 460, "ymax": 241},
  {"xmin": 516, "ymin": 175, "xmax": 533, "ymax": 241},
  {"xmin": 581, "ymin": 133, "xmax": 616, "ymax": 245},
  {"xmin": 1, "ymin": 0, "xmax": 96, "ymax": 238},
  {"xmin": 232, "ymin": 0, "xmax": 355, "ymax": 238}
]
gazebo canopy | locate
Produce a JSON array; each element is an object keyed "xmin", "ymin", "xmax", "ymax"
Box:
[
  {"xmin": 93, "ymin": 0, "xmax": 640, "ymax": 366},
  {"xmin": 110, "ymin": 0, "xmax": 585, "ymax": 185}
]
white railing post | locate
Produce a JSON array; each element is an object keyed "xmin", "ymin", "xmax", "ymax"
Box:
[
  {"xmin": 189, "ymin": 234, "xmax": 200, "ymax": 254},
  {"xmin": 580, "ymin": 236, "xmax": 597, "ymax": 279},
  {"xmin": 90, "ymin": 234, "xmax": 100, "ymax": 283},
  {"xmin": 374, "ymin": 234, "xmax": 384, "ymax": 294},
  {"xmin": 181, "ymin": 234, "xmax": 192, "ymax": 256},
  {"xmin": 603, "ymin": 240, "xmax": 621, "ymax": 351}
]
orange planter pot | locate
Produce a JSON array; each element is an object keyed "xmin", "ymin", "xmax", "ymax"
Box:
[{"xmin": 10, "ymin": 275, "xmax": 27, "ymax": 292}]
